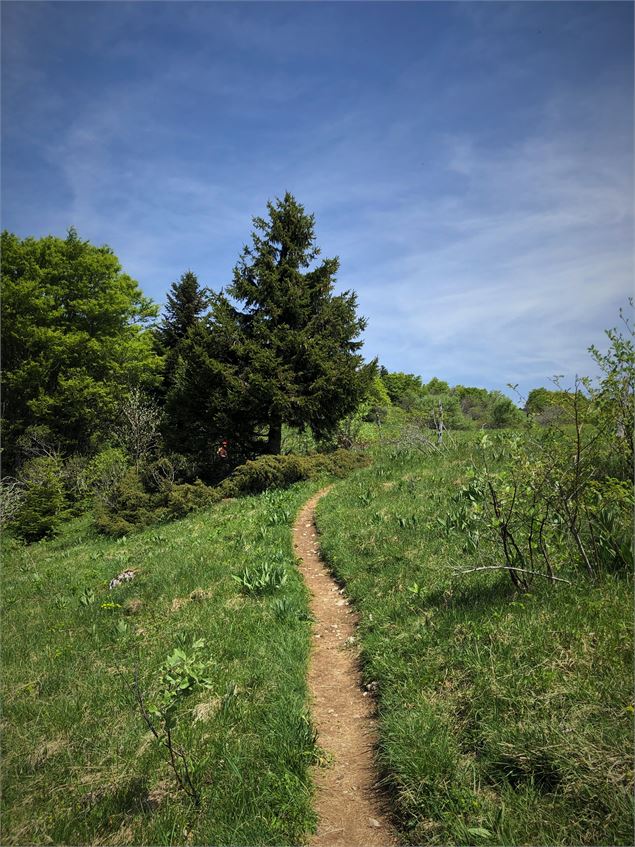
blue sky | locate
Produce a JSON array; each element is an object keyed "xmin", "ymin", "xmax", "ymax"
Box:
[{"xmin": 2, "ymin": 1, "xmax": 633, "ymax": 399}]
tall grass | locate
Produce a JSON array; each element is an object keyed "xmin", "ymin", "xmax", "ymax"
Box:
[
  {"xmin": 2, "ymin": 483, "xmax": 322, "ymax": 845},
  {"xmin": 316, "ymin": 437, "xmax": 633, "ymax": 845}
]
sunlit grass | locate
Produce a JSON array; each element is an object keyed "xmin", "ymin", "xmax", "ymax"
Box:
[
  {"xmin": 316, "ymin": 438, "xmax": 633, "ymax": 845},
  {"xmin": 2, "ymin": 483, "xmax": 322, "ymax": 845}
]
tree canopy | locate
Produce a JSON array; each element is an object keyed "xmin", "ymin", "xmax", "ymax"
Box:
[
  {"xmin": 165, "ymin": 193, "xmax": 373, "ymax": 467},
  {"xmin": 155, "ymin": 270, "xmax": 208, "ymax": 392},
  {"xmin": 1, "ymin": 229, "xmax": 160, "ymax": 469}
]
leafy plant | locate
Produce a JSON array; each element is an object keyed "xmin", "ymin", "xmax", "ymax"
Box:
[
  {"xmin": 233, "ymin": 560, "xmax": 288, "ymax": 596},
  {"xmin": 79, "ymin": 587, "xmax": 96, "ymax": 607},
  {"xmin": 132, "ymin": 639, "xmax": 213, "ymax": 806}
]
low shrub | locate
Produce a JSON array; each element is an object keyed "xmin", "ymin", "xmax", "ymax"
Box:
[
  {"xmin": 95, "ymin": 471, "xmax": 221, "ymax": 536},
  {"xmin": 94, "ymin": 468, "xmax": 155, "ymax": 537},
  {"xmin": 299, "ymin": 449, "xmax": 371, "ymax": 478},
  {"xmin": 220, "ymin": 449, "xmax": 370, "ymax": 497},
  {"xmin": 84, "ymin": 447, "xmax": 129, "ymax": 504},
  {"xmin": 11, "ymin": 456, "xmax": 70, "ymax": 542},
  {"xmin": 220, "ymin": 454, "xmax": 306, "ymax": 497},
  {"xmin": 164, "ymin": 481, "xmax": 222, "ymax": 519},
  {"xmin": 94, "ymin": 448, "xmax": 370, "ymax": 536}
]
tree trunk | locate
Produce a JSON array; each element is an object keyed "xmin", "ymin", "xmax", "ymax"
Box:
[{"xmin": 267, "ymin": 414, "xmax": 282, "ymax": 454}]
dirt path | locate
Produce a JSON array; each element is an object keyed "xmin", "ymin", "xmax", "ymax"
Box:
[{"xmin": 294, "ymin": 488, "xmax": 397, "ymax": 847}]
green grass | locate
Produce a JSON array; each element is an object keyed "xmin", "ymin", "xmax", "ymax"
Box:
[
  {"xmin": 1, "ymin": 482, "xmax": 324, "ymax": 845},
  {"xmin": 315, "ymin": 437, "xmax": 634, "ymax": 845}
]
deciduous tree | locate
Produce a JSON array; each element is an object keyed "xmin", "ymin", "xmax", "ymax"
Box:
[{"xmin": 1, "ymin": 229, "xmax": 160, "ymax": 469}]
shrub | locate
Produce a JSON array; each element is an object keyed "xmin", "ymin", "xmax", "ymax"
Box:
[
  {"xmin": 141, "ymin": 454, "xmax": 199, "ymax": 492},
  {"xmin": 164, "ymin": 481, "xmax": 222, "ymax": 519},
  {"xmin": 220, "ymin": 454, "xmax": 306, "ymax": 497},
  {"xmin": 11, "ymin": 456, "xmax": 69, "ymax": 542},
  {"xmin": 300, "ymin": 449, "xmax": 371, "ymax": 478},
  {"xmin": 220, "ymin": 449, "xmax": 370, "ymax": 497},
  {"xmin": 0, "ymin": 477, "xmax": 25, "ymax": 531},
  {"xmin": 84, "ymin": 447, "xmax": 129, "ymax": 504},
  {"xmin": 94, "ymin": 468, "xmax": 154, "ymax": 537}
]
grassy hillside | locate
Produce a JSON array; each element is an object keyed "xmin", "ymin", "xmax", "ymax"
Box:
[
  {"xmin": 1, "ymin": 483, "xmax": 324, "ymax": 845},
  {"xmin": 316, "ymin": 437, "xmax": 633, "ymax": 846}
]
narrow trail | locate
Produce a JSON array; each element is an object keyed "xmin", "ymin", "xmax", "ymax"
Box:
[{"xmin": 294, "ymin": 487, "xmax": 397, "ymax": 847}]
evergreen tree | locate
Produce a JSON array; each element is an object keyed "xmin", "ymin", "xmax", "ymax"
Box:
[
  {"xmin": 155, "ymin": 270, "xmax": 208, "ymax": 390},
  {"xmin": 165, "ymin": 193, "xmax": 373, "ymax": 466}
]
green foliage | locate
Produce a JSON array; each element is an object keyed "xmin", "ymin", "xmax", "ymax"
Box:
[
  {"xmin": 112, "ymin": 388, "xmax": 161, "ymax": 466},
  {"xmin": 379, "ymin": 371, "xmax": 523, "ymax": 430},
  {"xmin": 155, "ymin": 270, "xmax": 209, "ymax": 393},
  {"xmin": 451, "ymin": 419, "xmax": 633, "ymax": 589},
  {"xmin": 92, "ymin": 447, "xmax": 368, "ymax": 536},
  {"xmin": 221, "ymin": 454, "xmax": 306, "ymax": 497},
  {"xmin": 416, "ymin": 394, "xmax": 467, "ymax": 432},
  {"xmin": 2, "ymin": 484, "xmax": 319, "ymax": 844},
  {"xmin": 137, "ymin": 638, "xmax": 214, "ymax": 805},
  {"xmin": 316, "ymin": 438, "xmax": 633, "ymax": 846},
  {"xmin": 84, "ymin": 447, "xmax": 129, "ymax": 496},
  {"xmin": 300, "ymin": 450, "xmax": 371, "ymax": 478},
  {"xmin": 156, "ymin": 271, "xmax": 209, "ymax": 353},
  {"xmin": 233, "ymin": 559, "xmax": 288, "ymax": 595},
  {"xmin": 380, "ymin": 370, "xmax": 424, "ymax": 409},
  {"xmin": 423, "ymin": 377, "xmax": 451, "ymax": 395},
  {"xmin": 488, "ymin": 392, "xmax": 524, "ymax": 428},
  {"xmin": 588, "ymin": 301, "xmax": 634, "ymax": 475},
  {"xmin": 220, "ymin": 449, "xmax": 371, "ymax": 498},
  {"xmin": 1, "ymin": 229, "xmax": 161, "ymax": 469},
  {"xmin": 11, "ymin": 456, "xmax": 69, "ymax": 542},
  {"xmin": 94, "ymin": 468, "xmax": 154, "ymax": 537},
  {"xmin": 164, "ymin": 481, "xmax": 222, "ymax": 519},
  {"xmin": 164, "ymin": 193, "xmax": 373, "ymax": 466}
]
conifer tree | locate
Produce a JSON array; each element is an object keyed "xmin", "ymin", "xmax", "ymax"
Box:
[
  {"xmin": 156, "ymin": 270, "xmax": 208, "ymax": 390},
  {"xmin": 165, "ymin": 193, "xmax": 373, "ymax": 465}
]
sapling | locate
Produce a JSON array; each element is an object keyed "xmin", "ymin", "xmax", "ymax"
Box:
[{"xmin": 131, "ymin": 639, "xmax": 213, "ymax": 806}]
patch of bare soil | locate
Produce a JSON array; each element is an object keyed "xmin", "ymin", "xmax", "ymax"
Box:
[{"xmin": 294, "ymin": 488, "xmax": 397, "ymax": 847}]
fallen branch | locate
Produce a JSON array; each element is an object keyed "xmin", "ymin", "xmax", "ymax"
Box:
[{"xmin": 451, "ymin": 565, "xmax": 572, "ymax": 584}]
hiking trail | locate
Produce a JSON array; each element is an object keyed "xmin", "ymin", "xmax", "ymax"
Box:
[{"xmin": 293, "ymin": 487, "xmax": 397, "ymax": 847}]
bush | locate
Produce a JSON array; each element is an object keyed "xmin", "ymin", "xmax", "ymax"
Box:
[
  {"xmin": 0, "ymin": 477, "xmax": 24, "ymax": 531},
  {"xmin": 220, "ymin": 454, "xmax": 306, "ymax": 497},
  {"xmin": 11, "ymin": 457, "xmax": 69, "ymax": 542},
  {"xmin": 220, "ymin": 449, "xmax": 371, "ymax": 497},
  {"xmin": 93, "ymin": 447, "xmax": 369, "ymax": 535},
  {"xmin": 140, "ymin": 454, "xmax": 199, "ymax": 491},
  {"xmin": 164, "ymin": 481, "xmax": 222, "ymax": 519},
  {"xmin": 299, "ymin": 449, "xmax": 371, "ymax": 478},
  {"xmin": 94, "ymin": 468, "xmax": 154, "ymax": 537},
  {"xmin": 84, "ymin": 447, "xmax": 129, "ymax": 504}
]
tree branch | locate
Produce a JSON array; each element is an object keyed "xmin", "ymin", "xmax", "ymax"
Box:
[{"xmin": 451, "ymin": 565, "xmax": 571, "ymax": 584}]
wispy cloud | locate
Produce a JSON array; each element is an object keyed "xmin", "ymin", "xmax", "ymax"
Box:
[{"xmin": 2, "ymin": 1, "xmax": 632, "ymax": 397}]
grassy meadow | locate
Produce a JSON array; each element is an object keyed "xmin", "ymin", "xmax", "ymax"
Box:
[
  {"xmin": 2, "ymin": 422, "xmax": 632, "ymax": 846},
  {"xmin": 316, "ymin": 434, "xmax": 633, "ymax": 845},
  {"xmin": 1, "ymin": 482, "xmax": 325, "ymax": 846}
]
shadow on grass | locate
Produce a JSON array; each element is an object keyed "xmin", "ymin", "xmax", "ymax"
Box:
[{"xmin": 426, "ymin": 574, "xmax": 515, "ymax": 613}]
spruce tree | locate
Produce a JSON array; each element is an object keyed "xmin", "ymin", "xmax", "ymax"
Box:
[
  {"xmin": 165, "ymin": 193, "xmax": 373, "ymax": 466},
  {"xmin": 156, "ymin": 270, "xmax": 208, "ymax": 390}
]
